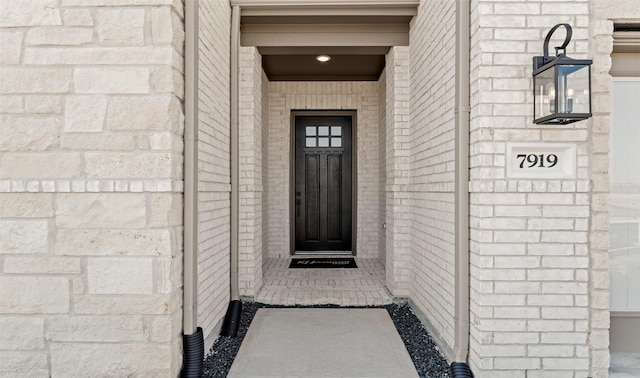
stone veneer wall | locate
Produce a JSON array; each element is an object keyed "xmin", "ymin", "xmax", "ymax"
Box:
[
  {"xmin": 268, "ymin": 82, "xmax": 380, "ymax": 258},
  {"xmin": 468, "ymin": 1, "xmax": 592, "ymax": 376},
  {"xmin": 0, "ymin": 1, "xmax": 185, "ymax": 376},
  {"xmin": 196, "ymin": 0, "xmax": 232, "ymax": 346},
  {"xmin": 406, "ymin": 0, "xmax": 458, "ymax": 359}
]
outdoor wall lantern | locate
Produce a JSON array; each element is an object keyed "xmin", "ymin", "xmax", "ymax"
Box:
[{"xmin": 533, "ymin": 23, "xmax": 592, "ymax": 124}]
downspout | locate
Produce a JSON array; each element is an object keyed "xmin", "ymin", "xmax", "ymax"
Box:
[
  {"xmin": 182, "ymin": 0, "xmax": 204, "ymax": 377},
  {"xmin": 220, "ymin": 4, "xmax": 243, "ymax": 338},
  {"xmin": 451, "ymin": 0, "xmax": 472, "ymax": 377}
]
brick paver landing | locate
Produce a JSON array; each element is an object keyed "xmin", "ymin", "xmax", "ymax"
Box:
[{"xmin": 255, "ymin": 257, "xmax": 392, "ymax": 306}]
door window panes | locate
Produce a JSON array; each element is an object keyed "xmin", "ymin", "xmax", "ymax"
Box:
[
  {"xmin": 306, "ymin": 127, "xmax": 316, "ymax": 136},
  {"xmin": 610, "ymin": 78, "xmax": 640, "ymax": 312},
  {"xmin": 303, "ymin": 126, "xmax": 343, "ymax": 148}
]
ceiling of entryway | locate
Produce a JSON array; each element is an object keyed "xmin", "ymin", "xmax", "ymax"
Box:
[
  {"xmin": 261, "ymin": 52, "xmax": 386, "ymax": 81},
  {"xmin": 235, "ymin": 1, "xmax": 418, "ymax": 81}
]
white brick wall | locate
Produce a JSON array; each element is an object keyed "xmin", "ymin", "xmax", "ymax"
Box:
[
  {"xmin": 238, "ymin": 47, "xmax": 266, "ymax": 296},
  {"xmin": 196, "ymin": 0, "xmax": 232, "ymax": 344},
  {"xmin": 378, "ymin": 69, "xmax": 387, "ymax": 263},
  {"xmin": 383, "ymin": 47, "xmax": 412, "ymax": 297},
  {"xmin": 406, "ymin": 0, "xmax": 458, "ymax": 359},
  {"xmin": 268, "ymin": 82, "xmax": 380, "ymax": 258},
  {"xmin": 261, "ymin": 69, "xmax": 270, "ymax": 287},
  {"xmin": 0, "ymin": 1, "xmax": 185, "ymax": 377},
  {"xmin": 468, "ymin": 0, "xmax": 592, "ymax": 376}
]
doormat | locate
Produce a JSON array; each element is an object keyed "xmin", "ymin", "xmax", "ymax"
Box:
[{"xmin": 289, "ymin": 258, "xmax": 357, "ymax": 269}]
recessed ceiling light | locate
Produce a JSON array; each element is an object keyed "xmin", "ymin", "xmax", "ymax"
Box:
[{"xmin": 316, "ymin": 55, "xmax": 331, "ymax": 63}]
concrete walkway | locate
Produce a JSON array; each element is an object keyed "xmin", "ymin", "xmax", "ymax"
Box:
[{"xmin": 227, "ymin": 308, "xmax": 419, "ymax": 378}]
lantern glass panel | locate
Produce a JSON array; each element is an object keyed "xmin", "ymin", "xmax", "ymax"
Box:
[
  {"xmin": 534, "ymin": 66, "xmax": 555, "ymax": 120},
  {"xmin": 557, "ymin": 64, "xmax": 590, "ymax": 115}
]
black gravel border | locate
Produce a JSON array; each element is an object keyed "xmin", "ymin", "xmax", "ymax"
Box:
[{"xmin": 202, "ymin": 302, "xmax": 450, "ymax": 378}]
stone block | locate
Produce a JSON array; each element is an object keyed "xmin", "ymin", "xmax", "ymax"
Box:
[
  {"xmin": 155, "ymin": 257, "xmax": 181, "ymax": 294},
  {"xmin": 151, "ymin": 7, "xmax": 173, "ymax": 45},
  {"xmin": 74, "ymin": 68, "xmax": 150, "ymax": 94},
  {"xmin": 64, "ymin": 96, "xmax": 107, "ymax": 132},
  {"xmin": 50, "ymin": 343, "xmax": 171, "ymax": 377},
  {"xmin": 0, "ymin": 95, "xmax": 23, "ymax": 113},
  {"xmin": 106, "ymin": 96, "xmax": 181, "ymax": 131},
  {"xmin": 26, "ymin": 27, "xmax": 93, "ymax": 45},
  {"xmin": 0, "ymin": 220, "xmax": 48, "ymax": 254},
  {"xmin": 56, "ymin": 193, "xmax": 146, "ymax": 228},
  {"xmin": 24, "ymin": 47, "xmax": 174, "ymax": 65},
  {"xmin": 24, "ymin": 95, "xmax": 63, "ymax": 113},
  {"xmin": 87, "ymin": 257, "xmax": 153, "ymax": 294},
  {"xmin": 3, "ymin": 257, "xmax": 81, "ymax": 274},
  {"xmin": 0, "ymin": 153, "xmax": 81, "ymax": 179},
  {"xmin": 0, "ymin": 193, "xmax": 53, "ymax": 217},
  {"xmin": 0, "ymin": 32, "xmax": 23, "ymax": 65},
  {"xmin": 151, "ymin": 67, "xmax": 184, "ymax": 96},
  {"xmin": 0, "ymin": 352, "xmax": 48, "ymax": 378},
  {"xmin": 0, "ymin": 68, "xmax": 71, "ymax": 94},
  {"xmin": 95, "ymin": 8, "xmax": 145, "ymax": 46},
  {"xmin": 63, "ymin": 8, "xmax": 93, "ymax": 26},
  {"xmin": 149, "ymin": 315, "xmax": 180, "ymax": 343},
  {"xmin": 0, "ymin": 115, "xmax": 60, "ymax": 151},
  {"xmin": 62, "ymin": 0, "xmax": 173, "ymax": 5},
  {"xmin": 84, "ymin": 152, "xmax": 175, "ymax": 179},
  {"xmin": 0, "ymin": 316, "xmax": 45, "ymax": 350},
  {"xmin": 55, "ymin": 229, "xmax": 172, "ymax": 256},
  {"xmin": 592, "ymin": 0, "xmax": 640, "ymax": 18},
  {"xmin": 60, "ymin": 134, "xmax": 136, "ymax": 151},
  {"xmin": 148, "ymin": 193, "xmax": 182, "ymax": 227},
  {"xmin": 74, "ymin": 296, "xmax": 171, "ymax": 315},
  {"xmin": 47, "ymin": 316, "xmax": 144, "ymax": 342},
  {"xmin": 0, "ymin": 277, "xmax": 69, "ymax": 314},
  {"xmin": 0, "ymin": 0, "xmax": 61, "ymax": 27},
  {"xmin": 148, "ymin": 132, "xmax": 174, "ymax": 150}
]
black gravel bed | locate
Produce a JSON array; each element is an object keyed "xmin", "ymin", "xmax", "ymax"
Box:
[{"xmin": 202, "ymin": 302, "xmax": 450, "ymax": 378}]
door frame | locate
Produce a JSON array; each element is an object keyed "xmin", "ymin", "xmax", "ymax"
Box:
[{"xmin": 289, "ymin": 110, "xmax": 357, "ymax": 255}]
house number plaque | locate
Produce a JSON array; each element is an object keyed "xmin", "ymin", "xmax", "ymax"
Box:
[{"xmin": 506, "ymin": 143, "xmax": 576, "ymax": 179}]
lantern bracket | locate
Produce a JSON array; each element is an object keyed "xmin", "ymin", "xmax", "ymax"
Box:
[{"xmin": 533, "ymin": 23, "xmax": 573, "ymax": 70}]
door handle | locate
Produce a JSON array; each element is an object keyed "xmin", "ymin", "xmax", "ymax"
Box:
[{"xmin": 295, "ymin": 192, "xmax": 301, "ymax": 216}]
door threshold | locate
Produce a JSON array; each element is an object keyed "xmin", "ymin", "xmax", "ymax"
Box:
[{"xmin": 294, "ymin": 251, "xmax": 353, "ymax": 256}]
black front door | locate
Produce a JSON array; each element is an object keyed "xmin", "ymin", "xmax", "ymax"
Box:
[{"xmin": 294, "ymin": 115, "xmax": 352, "ymax": 252}]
